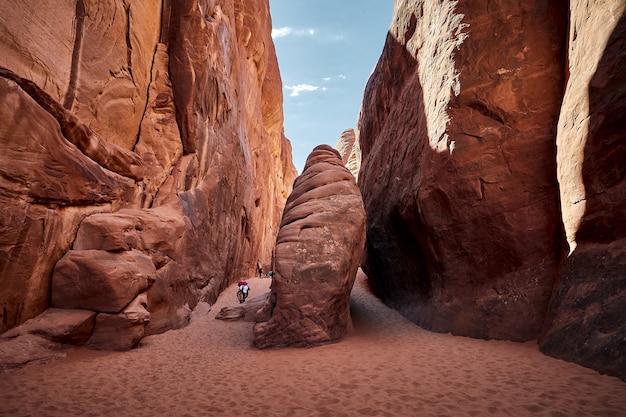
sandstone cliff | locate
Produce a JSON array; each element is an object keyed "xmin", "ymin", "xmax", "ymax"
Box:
[
  {"xmin": 356, "ymin": 0, "xmax": 625, "ymax": 379},
  {"xmin": 335, "ymin": 128, "xmax": 361, "ymax": 180},
  {"xmin": 0, "ymin": 0, "xmax": 296, "ymax": 344}
]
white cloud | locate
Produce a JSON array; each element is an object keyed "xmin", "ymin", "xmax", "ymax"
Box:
[
  {"xmin": 272, "ymin": 27, "xmax": 293, "ymax": 38},
  {"xmin": 322, "ymin": 74, "xmax": 348, "ymax": 82},
  {"xmin": 285, "ymin": 84, "xmax": 320, "ymax": 97},
  {"xmin": 272, "ymin": 27, "xmax": 316, "ymax": 39}
]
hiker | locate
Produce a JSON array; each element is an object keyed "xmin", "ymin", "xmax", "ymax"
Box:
[
  {"xmin": 257, "ymin": 260, "xmax": 263, "ymax": 277},
  {"xmin": 238, "ymin": 281, "xmax": 249, "ymax": 303}
]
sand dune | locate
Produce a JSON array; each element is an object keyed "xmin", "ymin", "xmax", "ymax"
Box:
[{"xmin": 1, "ymin": 271, "xmax": 624, "ymax": 417}]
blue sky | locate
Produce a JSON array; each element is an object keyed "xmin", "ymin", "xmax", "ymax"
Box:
[{"xmin": 268, "ymin": 0, "xmax": 394, "ymax": 173}]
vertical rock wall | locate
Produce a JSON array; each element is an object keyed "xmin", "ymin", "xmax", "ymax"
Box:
[
  {"xmin": 358, "ymin": 0, "xmax": 568, "ymax": 342},
  {"xmin": 0, "ymin": 0, "xmax": 296, "ymax": 338},
  {"xmin": 539, "ymin": 1, "xmax": 626, "ymax": 379},
  {"xmin": 335, "ymin": 128, "xmax": 361, "ymax": 180},
  {"xmin": 357, "ymin": 0, "xmax": 626, "ymax": 379}
]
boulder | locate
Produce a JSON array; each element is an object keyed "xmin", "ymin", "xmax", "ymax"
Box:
[
  {"xmin": 85, "ymin": 293, "xmax": 150, "ymax": 351},
  {"xmin": 51, "ymin": 250, "xmax": 156, "ymax": 313},
  {"xmin": 0, "ymin": 308, "xmax": 95, "ymax": 345},
  {"xmin": 73, "ymin": 206, "xmax": 186, "ymax": 258},
  {"xmin": 216, "ymin": 293, "xmax": 269, "ymax": 322},
  {"xmin": 143, "ymin": 260, "xmax": 194, "ymax": 336},
  {"xmin": 254, "ymin": 145, "xmax": 366, "ymax": 348}
]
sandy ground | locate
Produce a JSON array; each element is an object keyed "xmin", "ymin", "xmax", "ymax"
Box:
[{"xmin": 0, "ymin": 271, "xmax": 625, "ymax": 417}]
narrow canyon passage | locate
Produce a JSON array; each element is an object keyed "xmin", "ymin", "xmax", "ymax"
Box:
[{"xmin": 1, "ymin": 271, "xmax": 624, "ymax": 417}]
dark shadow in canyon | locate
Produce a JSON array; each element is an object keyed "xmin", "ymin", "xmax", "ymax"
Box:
[{"xmin": 540, "ymin": 8, "xmax": 626, "ymax": 380}]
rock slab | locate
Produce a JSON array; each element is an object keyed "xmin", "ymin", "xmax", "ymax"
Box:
[{"xmin": 0, "ymin": 308, "xmax": 95, "ymax": 345}]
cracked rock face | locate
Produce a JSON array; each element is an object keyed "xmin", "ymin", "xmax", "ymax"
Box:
[
  {"xmin": 0, "ymin": 0, "xmax": 296, "ymax": 348},
  {"xmin": 254, "ymin": 145, "xmax": 366, "ymax": 348}
]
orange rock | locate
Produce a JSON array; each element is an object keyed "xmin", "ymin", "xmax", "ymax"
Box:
[
  {"xmin": 254, "ymin": 145, "xmax": 366, "ymax": 348},
  {"xmin": 358, "ymin": 0, "xmax": 567, "ymax": 342},
  {"xmin": 0, "ymin": 0, "xmax": 295, "ymax": 347}
]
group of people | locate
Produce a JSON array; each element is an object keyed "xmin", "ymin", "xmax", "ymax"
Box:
[
  {"xmin": 237, "ymin": 261, "xmax": 274, "ymax": 303},
  {"xmin": 257, "ymin": 260, "xmax": 274, "ymax": 279}
]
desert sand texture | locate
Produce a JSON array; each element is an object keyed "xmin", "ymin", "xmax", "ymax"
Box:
[{"xmin": 1, "ymin": 271, "xmax": 625, "ymax": 417}]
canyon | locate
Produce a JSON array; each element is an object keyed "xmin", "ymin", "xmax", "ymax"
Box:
[
  {"xmin": 0, "ymin": 0, "xmax": 624, "ymax": 382},
  {"xmin": 0, "ymin": 0, "xmax": 296, "ymax": 349}
]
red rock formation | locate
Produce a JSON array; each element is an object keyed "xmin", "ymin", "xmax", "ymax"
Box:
[
  {"xmin": 335, "ymin": 128, "xmax": 360, "ymax": 180},
  {"xmin": 358, "ymin": 0, "xmax": 568, "ymax": 342},
  {"xmin": 254, "ymin": 145, "xmax": 366, "ymax": 348},
  {"xmin": 539, "ymin": 3, "xmax": 626, "ymax": 380},
  {"xmin": 0, "ymin": 309, "xmax": 96, "ymax": 345},
  {"xmin": 85, "ymin": 293, "xmax": 151, "ymax": 351},
  {"xmin": 357, "ymin": 0, "xmax": 625, "ymax": 379},
  {"xmin": 52, "ymin": 250, "xmax": 156, "ymax": 312},
  {"xmin": 0, "ymin": 0, "xmax": 296, "ymax": 350}
]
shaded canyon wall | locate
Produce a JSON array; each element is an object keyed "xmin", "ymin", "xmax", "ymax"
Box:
[
  {"xmin": 0, "ymin": 0, "xmax": 296, "ymax": 338},
  {"xmin": 355, "ymin": 0, "xmax": 625, "ymax": 378}
]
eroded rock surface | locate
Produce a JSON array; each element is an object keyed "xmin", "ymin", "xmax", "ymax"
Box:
[
  {"xmin": 0, "ymin": 308, "xmax": 96, "ymax": 345},
  {"xmin": 539, "ymin": 3, "xmax": 626, "ymax": 380},
  {"xmin": 357, "ymin": 0, "xmax": 625, "ymax": 379},
  {"xmin": 254, "ymin": 145, "xmax": 366, "ymax": 348},
  {"xmin": 85, "ymin": 293, "xmax": 151, "ymax": 351},
  {"xmin": 358, "ymin": 0, "xmax": 567, "ymax": 342},
  {"xmin": 0, "ymin": 0, "xmax": 296, "ymax": 354},
  {"xmin": 52, "ymin": 250, "xmax": 156, "ymax": 313},
  {"xmin": 335, "ymin": 128, "xmax": 360, "ymax": 180}
]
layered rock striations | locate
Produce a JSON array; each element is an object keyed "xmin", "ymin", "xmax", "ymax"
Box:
[
  {"xmin": 357, "ymin": 0, "xmax": 625, "ymax": 378},
  {"xmin": 0, "ymin": 0, "xmax": 296, "ymax": 349},
  {"xmin": 254, "ymin": 145, "xmax": 366, "ymax": 348},
  {"xmin": 335, "ymin": 128, "xmax": 361, "ymax": 180}
]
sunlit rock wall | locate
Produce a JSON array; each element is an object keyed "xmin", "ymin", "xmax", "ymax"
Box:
[
  {"xmin": 0, "ymin": 0, "xmax": 296, "ymax": 339},
  {"xmin": 358, "ymin": 0, "xmax": 567, "ymax": 342},
  {"xmin": 539, "ymin": 0, "xmax": 626, "ymax": 380},
  {"xmin": 335, "ymin": 128, "xmax": 360, "ymax": 180},
  {"xmin": 357, "ymin": 0, "xmax": 626, "ymax": 380}
]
